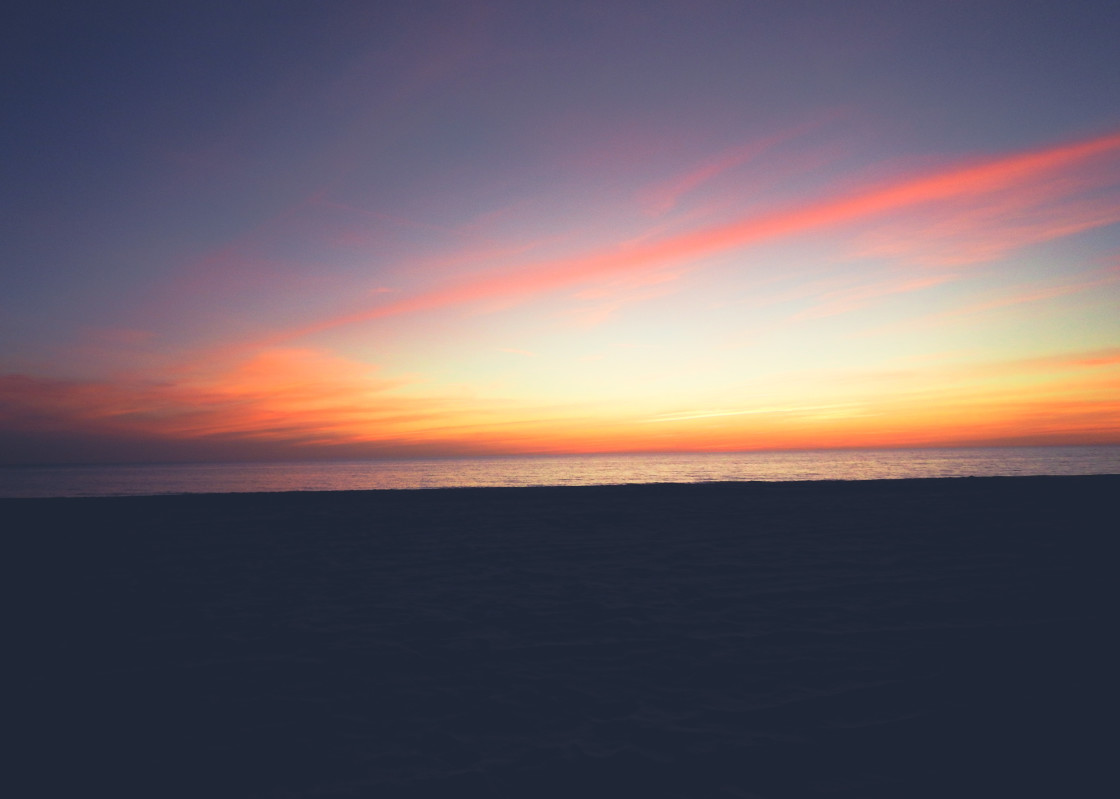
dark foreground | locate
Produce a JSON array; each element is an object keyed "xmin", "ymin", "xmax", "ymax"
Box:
[{"xmin": 6, "ymin": 476, "xmax": 1116, "ymax": 797}]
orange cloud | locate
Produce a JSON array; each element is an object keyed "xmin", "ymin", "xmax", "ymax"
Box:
[
  {"xmin": 5, "ymin": 343, "xmax": 1119, "ymax": 461},
  {"xmin": 1, "ymin": 348, "xmax": 446, "ymax": 450},
  {"xmin": 968, "ymin": 347, "xmax": 1120, "ymax": 379}
]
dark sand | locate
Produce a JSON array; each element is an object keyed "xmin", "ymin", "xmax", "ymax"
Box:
[{"xmin": 6, "ymin": 476, "xmax": 1116, "ymax": 797}]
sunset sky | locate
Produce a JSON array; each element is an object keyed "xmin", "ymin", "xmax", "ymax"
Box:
[{"xmin": 3, "ymin": 1, "xmax": 1120, "ymax": 464}]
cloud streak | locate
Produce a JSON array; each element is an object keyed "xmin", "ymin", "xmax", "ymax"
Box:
[
  {"xmin": 270, "ymin": 129, "xmax": 1120, "ymax": 343},
  {"xmin": 636, "ymin": 126, "xmax": 810, "ymax": 215},
  {"xmin": 5, "ymin": 340, "xmax": 1118, "ymax": 463},
  {"xmin": 859, "ymin": 264, "xmax": 1120, "ymax": 337},
  {"xmin": 640, "ymin": 403, "xmax": 863, "ymax": 423},
  {"xmin": 0, "ymin": 348, "xmax": 442, "ymax": 451}
]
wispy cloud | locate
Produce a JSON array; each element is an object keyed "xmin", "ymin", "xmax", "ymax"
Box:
[
  {"xmin": 860, "ymin": 263, "xmax": 1120, "ymax": 337},
  {"xmin": 626, "ymin": 346, "xmax": 1120, "ymax": 449},
  {"xmin": 566, "ymin": 267, "xmax": 690, "ymax": 327},
  {"xmin": 846, "ymin": 164, "xmax": 1120, "ymax": 267},
  {"xmin": 0, "ymin": 348, "xmax": 445, "ymax": 451},
  {"xmin": 943, "ymin": 266, "xmax": 1120, "ymax": 319},
  {"xmin": 790, "ymin": 273, "xmax": 959, "ymax": 320},
  {"xmin": 966, "ymin": 346, "xmax": 1120, "ymax": 378},
  {"xmin": 635, "ymin": 115, "xmax": 842, "ymax": 216},
  {"xmin": 267, "ymin": 128, "xmax": 1120, "ymax": 343},
  {"xmin": 637, "ymin": 132, "xmax": 794, "ymax": 215},
  {"xmin": 640, "ymin": 403, "xmax": 863, "ymax": 423}
]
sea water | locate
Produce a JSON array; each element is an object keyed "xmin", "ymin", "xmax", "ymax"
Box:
[{"xmin": 1, "ymin": 446, "xmax": 1118, "ymax": 498}]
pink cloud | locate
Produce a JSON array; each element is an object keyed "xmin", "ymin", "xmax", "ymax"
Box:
[
  {"xmin": 637, "ymin": 134, "xmax": 792, "ymax": 216},
  {"xmin": 845, "ymin": 159, "xmax": 1120, "ymax": 267},
  {"xmin": 565, "ymin": 267, "xmax": 691, "ymax": 327},
  {"xmin": 634, "ymin": 114, "xmax": 844, "ymax": 216},
  {"xmin": 245, "ymin": 128, "xmax": 1120, "ymax": 343}
]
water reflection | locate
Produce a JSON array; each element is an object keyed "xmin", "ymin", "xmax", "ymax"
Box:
[{"xmin": 2, "ymin": 446, "xmax": 1118, "ymax": 498}]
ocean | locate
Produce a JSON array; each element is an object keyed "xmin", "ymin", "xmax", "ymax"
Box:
[{"xmin": 2, "ymin": 445, "xmax": 1118, "ymax": 498}]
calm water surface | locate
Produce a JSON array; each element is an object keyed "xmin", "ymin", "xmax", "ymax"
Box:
[{"xmin": 2, "ymin": 446, "xmax": 1118, "ymax": 498}]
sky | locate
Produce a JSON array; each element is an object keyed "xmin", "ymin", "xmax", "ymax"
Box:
[{"xmin": 2, "ymin": 0, "xmax": 1120, "ymax": 464}]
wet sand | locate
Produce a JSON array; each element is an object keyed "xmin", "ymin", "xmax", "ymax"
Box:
[{"xmin": 6, "ymin": 476, "xmax": 1116, "ymax": 797}]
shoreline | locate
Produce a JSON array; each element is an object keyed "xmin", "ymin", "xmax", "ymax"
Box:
[
  {"xmin": 5, "ymin": 469, "xmax": 1119, "ymax": 500},
  {"xmin": 4, "ymin": 446, "xmax": 1117, "ymax": 498}
]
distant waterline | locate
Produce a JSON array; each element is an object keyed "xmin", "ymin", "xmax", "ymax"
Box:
[{"xmin": 2, "ymin": 446, "xmax": 1118, "ymax": 499}]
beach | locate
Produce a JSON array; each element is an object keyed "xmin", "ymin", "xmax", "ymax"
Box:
[{"xmin": 7, "ymin": 476, "xmax": 1115, "ymax": 797}]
